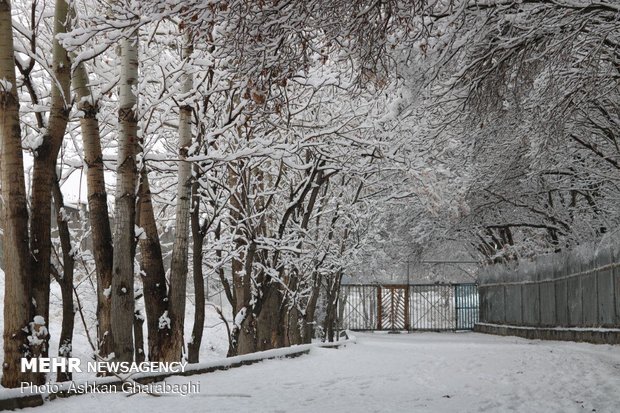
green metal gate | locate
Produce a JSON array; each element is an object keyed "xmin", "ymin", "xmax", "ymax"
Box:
[
  {"xmin": 455, "ymin": 284, "xmax": 479, "ymax": 330},
  {"xmin": 339, "ymin": 283, "xmax": 479, "ymax": 331}
]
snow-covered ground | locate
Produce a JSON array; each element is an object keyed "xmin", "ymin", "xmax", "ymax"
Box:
[{"xmin": 19, "ymin": 332, "xmax": 620, "ymax": 413}]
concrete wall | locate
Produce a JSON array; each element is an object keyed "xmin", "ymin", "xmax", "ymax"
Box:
[{"xmin": 474, "ymin": 323, "xmax": 620, "ymax": 345}]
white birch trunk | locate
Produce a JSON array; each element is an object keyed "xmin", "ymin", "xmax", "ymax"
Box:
[
  {"xmin": 167, "ymin": 33, "xmax": 194, "ymax": 361},
  {"xmin": 73, "ymin": 61, "xmax": 115, "ymax": 359},
  {"xmin": 111, "ymin": 32, "xmax": 139, "ymax": 363}
]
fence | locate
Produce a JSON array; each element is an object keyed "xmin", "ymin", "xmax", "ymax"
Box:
[
  {"xmin": 478, "ymin": 243, "xmax": 620, "ymax": 328},
  {"xmin": 339, "ymin": 283, "xmax": 479, "ymax": 331}
]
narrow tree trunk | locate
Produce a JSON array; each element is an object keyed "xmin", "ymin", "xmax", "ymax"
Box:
[
  {"xmin": 133, "ymin": 310, "xmax": 145, "ymax": 363},
  {"xmin": 301, "ymin": 272, "xmax": 323, "ymax": 344},
  {"xmin": 136, "ymin": 168, "xmax": 171, "ymax": 361},
  {"xmin": 73, "ymin": 62, "xmax": 115, "ymax": 360},
  {"xmin": 187, "ymin": 184, "xmax": 205, "ymax": 363},
  {"xmin": 285, "ymin": 301, "xmax": 302, "ymax": 346},
  {"xmin": 51, "ymin": 179, "xmax": 75, "ymax": 382},
  {"xmin": 111, "ymin": 33, "xmax": 139, "ymax": 363},
  {"xmin": 282, "ymin": 272, "xmax": 304, "ymax": 346},
  {"xmin": 216, "ymin": 219, "xmax": 238, "ymax": 357},
  {"xmin": 165, "ymin": 34, "xmax": 194, "ymax": 362},
  {"xmin": 227, "ymin": 242, "xmax": 245, "ymax": 357},
  {"xmin": 324, "ymin": 270, "xmax": 343, "ymax": 342},
  {"xmin": 295, "ymin": 169, "xmax": 325, "ymax": 344},
  {"xmin": 227, "ymin": 164, "xmax": 258, "ymax": 356},
  {"xmin": 29, "ymin": 0, "xmax": 72, "ymax": 369},
  {"xmin": 215, "ymin": 222, "xmax": 235, "ymax": 310},
  {"xmin": 234, "ymin": 241, "xmax": 258, "ymax": 355},
  {"xmin": 0, "ymin": 0, "xmax": 34, "ymax": 388}
]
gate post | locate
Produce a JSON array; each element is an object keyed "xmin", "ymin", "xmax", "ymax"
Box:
[
  {"xmin": 405, "ymin": 285, "xmax": 410, "ymax": 330},
  {"xmin": 454, "ymin": 284, "xmax": 458, "ymax": 330},
  {"xmin": 377, "ymin": 286, "xmax": 382, "ymax": 330}
]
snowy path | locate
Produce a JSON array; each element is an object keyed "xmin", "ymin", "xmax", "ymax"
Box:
[{"xmin": 25, "ymin": 332, "xmax": 620, "ymax": 412}]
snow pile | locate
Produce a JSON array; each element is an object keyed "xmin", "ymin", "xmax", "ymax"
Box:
[{"xmin": 158, "ymin": 311, "xmax": 171, "ymax": 330}]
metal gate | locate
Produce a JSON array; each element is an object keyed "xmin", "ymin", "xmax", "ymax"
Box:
[
  {"xmin": 339, "ymin": 283, "xmax": 478, "ymax": 331},
  {"xmin": 410, "ymin": 284, "xmax": 456, "ymax": 330},
  {"xmin": 339, "ymin": 285, "xmax": 378, "ymax": 330},
  {"xmin": 455, "ymin": 284, "xmax": 479, "ymax": 329},
  {"xmin": 378, "ymin": 286, "xmax": 409, "ymax": 330}
]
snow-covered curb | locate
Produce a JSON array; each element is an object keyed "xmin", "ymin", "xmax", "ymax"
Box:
[
  {"xmin": 0, "ymin": 334, "xmax": 356, "ymax": 410},
  {"xmin": 475, "ymin": 323, "xmax": 620, "ymax": 345},
  {"xmin": 477, "ymin": 322, "xmax": 620, "ymax": 333}
]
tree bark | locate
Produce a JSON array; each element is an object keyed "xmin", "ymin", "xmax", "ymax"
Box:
[
  {"xmin": 165, "ymin": 34, "xmax": 194, "ymax": 362},
  {"xmin": 0, "ymin": 0, "xmax": 33, "ymax": 387},
  {"xmin": 255, "ymin": 281, "xmax": 285, "ymax": 351},
  {"xmin": 111, "ymin": 33, "xmax": 139, "ymax": 363},
  {"xmin": 73, "ymin": 61, "xmax": 115, "ymax": 359},
  {"xmin": 288, "ymin": 167, "xmax": 326, "ymax": 345},
  {"xmin": 187, "ymin": 181, "xmax": 205, "ymax": 363},
  {"xmin": 133, "ymin": 310, "xmax": 145, "ymax": 363},
  {"xmin": 51, "ymin": 178, "xmax": 75, "ymax": 382},
  {"xmin": 29, "ymin": 0, "xmax": 72, "ymax": 367},
  {"xmin": 324, "ymin": 270, "xmax": 343, "ymax": 342},
  {"xmin": 301, "ymin": 271, "xmax": 322, "ymax": 344},
  {"xmin": 286, "ymin": 303, "xmax": 304, "ymax": 346},
  {"xmin": 136, "ymin": 168, "xmax": 171, "ymax": 362},
  {"xmin": 233, "ymin": 240, "xmax": 258, "ymax": 355}
]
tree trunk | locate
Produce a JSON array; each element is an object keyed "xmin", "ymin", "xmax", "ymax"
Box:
[
  {"xmin": 165, "ymin": 34, "xmax": 194, "ymax": 362},
  {"xmin": 73, "ymin": 61, "xmax": 115, "ymax": 360},
  {"xmin": 111, "ymin": 33, "xmax": 139, "ymax": 363},
  {"xmin": 187, "ymin": 184, "xmax": 205, "ymax": 363},
  {"xmin": 29, "ymin": 0, "xmax": 72, "ymax": 369},
  {"xmin": 136, "ymin": 168, "xmax": 171, "ymax": 362},
  {"xmin": 227, "ymin": 163, "xmax": 258, "ymax": 356},
  {"xmin": 51, "ymin": 178, "xmax": 75, "ymax": 382},
  {"xmin": 0, "ymin": 0, "xmax": 34, "ymax": 388},
  {"xmin": 227, "ymin": 238, "xmax": 245, "ymax": 357},
  {"xmin": 133, "ymin": 310, "xmax": 145, "ymax": 363},
  {"xmin": 324, "ymin": 270, "xmax": 343, "ymax": 342},
  {"xmin": 285, "ymin": 303, "xmax": 302, "ymax": 346},
  {"xmin": 255, "ymin": 281, "xmax": 285, "ymax": 351},
  {"xmin": 301, "ymin": 272, "xmax": 323, "ymax": 344},
  {"xmin": 234, "ymin": 241, "xmax": 258, "ymax": 355}
]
